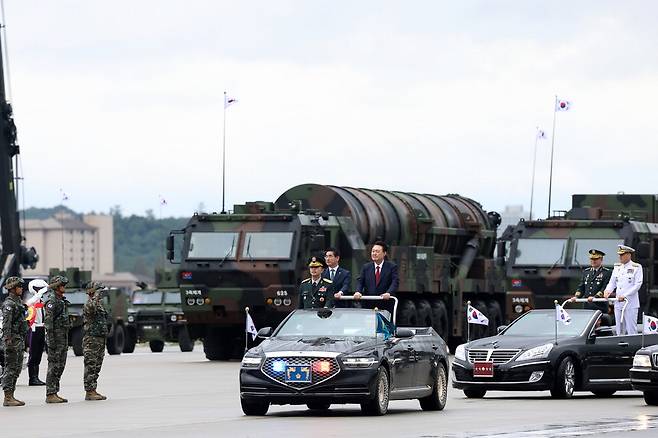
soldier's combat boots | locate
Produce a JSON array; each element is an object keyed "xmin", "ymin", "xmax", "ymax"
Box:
[
  {"xmin": 45, "ymin": 393, "xmax": 67, "ymax": 403},
  {"xmin": 3, "ymin": 391, "xmax": 26, "ymax": 407},
  {"xmin": 85, "ymin": 390, "xmax": 107, "ymax": 401}
]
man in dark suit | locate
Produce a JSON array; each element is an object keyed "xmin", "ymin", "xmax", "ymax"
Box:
[
  {"xmin": 355, "ymin": 241, "xmax": 399, "ymax": 304},
  {"xmin": 323, "ymin": 248, "xmax": 351, "ymax": 298}
]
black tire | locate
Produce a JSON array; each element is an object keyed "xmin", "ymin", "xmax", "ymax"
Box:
[
  {"xmin": 123, "ymin": 328, "xmax": 136, "ymax": 353},
  {"xmin": 416, "ymin": 299, "xmax": 433, "ymax": 328},
  {"xmin": 106, "ymin": 324, "xmax": 125, "ymax": 355},
  {"xmin": 178, "ymin": 327, "xmax": 194, "ymax": 352},
  {"xmin": 149, "ymin": 340, "xmax": 165, "ymax": 353},
  {"xmin": 591, "ymin": 390, "xmax": 616, "ymax": 397},
  {"xmin": 306, "ymin": 402, "xmax": 331, "ymax": 410},
  {"xmin": 203, "ymin": 328, "xmax": 232, "ymax": 360},
  {"xmin": 360, "ymin": 367, "xmax": 390, "ymax": 415},
  {"xmin": 486, "ymin": 300, "xmax": 503, "ymax": 337},
  {"xmin": 71, "ymin": 327, "xmax": 83, "ymax": 357},
  {"xmin": 241, "ymin": 398, "xmax": 269, "ymax": 416},
  {"xmin": 397, "ymin": 299, "xmax": 418, "ymax": 327},
  {"xmin": 463, "ymin": 388, "xmax": 486, "ymax": 398},
  {"xmin": 419, "ymin": 363, "xmax": 448, "ymax": 411},
  {"xmin": 551, "ymin": 357, "xmax": 576, "ymax": 398},
  {"xmin": 430, "ymin": 299, "xmax": 450, "ymax": 341},
  {"xmin": 644, "ymin": 391, "xmax": 658, "ymax": 406}
]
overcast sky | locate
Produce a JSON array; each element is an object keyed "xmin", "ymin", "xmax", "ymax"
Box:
[{"xmin": 4, "ymin": 1, "xmax": 658, "ymax": 218}]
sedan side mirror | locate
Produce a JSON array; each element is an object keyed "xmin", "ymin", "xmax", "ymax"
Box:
[
  {"xmin": 395, "ymin": 328, "xmax": 414, "ymax": 339},
  {"xmin": 497, "ymin": 325, "xmax": 508, "ymax": 334},
  {"xmin": 593, "ymin": 326, "xmax": 614, "ymax": 338},
  {"xmin": 257, "ymin": 327, "xmax": 273, "ymax": 338}
]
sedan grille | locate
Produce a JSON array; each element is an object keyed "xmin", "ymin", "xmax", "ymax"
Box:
[
  {"xmin": 468, "ymin": 349, "xmax": 520, "ymax": 364},
  {"xmin": 261, "ymin": 356, "xmax": 340, "ymax": 389},
  {"xmin": 653, "ymin": 352, "xmax": 658, "ymax": 368}
]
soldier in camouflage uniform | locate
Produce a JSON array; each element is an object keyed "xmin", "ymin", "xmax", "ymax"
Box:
[
  {"xmin": 83, "ymin": 281, "xmax": 109, "ymax": 400},
  {"xmin": 2, "ymin": 276, "xmax": 28, "ymax": 407},
  {"xmin": 571, "ymin": 249, "xmax": 612, "ymax": 314},
  {"xmin": 299, "ymin": 256, "xmax": 335, "ymax": 309},
  {"xmin": 44, "ymin": 275, "xmax": 70, "ymax": 403}
]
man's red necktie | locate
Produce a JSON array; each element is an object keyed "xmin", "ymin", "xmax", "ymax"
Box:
[{"xmin": 375, "ymin": 265, "xmax": 381, "ymax": 286}]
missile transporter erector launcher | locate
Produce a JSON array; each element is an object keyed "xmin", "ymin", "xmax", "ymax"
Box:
[{"xmin": 168, "ymin": 184, "xmax": 506, "ymax": 359}]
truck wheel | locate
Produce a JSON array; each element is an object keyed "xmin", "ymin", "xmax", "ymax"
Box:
[
  {"xmin": 415, "ymin": 299, "xmax": 433, "ymax": 327},
  {"xmin": 360, "ymin": 367, "xmax": 390, "ymax": 415},
  {"xmin": 106, "ymin": 324, "xmax": 125, "ymax": 355},
  {"xmin": 123, "ymin": 328, "xmax": 136, "ymax": 353},
  {"xmin": 486, "ymin": 300, "xmax": 503, "ymax": 337},
  {"xmin": 644, "ymin": 391, "xmax": 658, "ymax": 406},
  {"xmin": 178, "ymin": 328, "xmax": 194, "ymax": 352},
  {"xmin": 203, "ymin": 328, "xmax": 231, "ymax": 360},
  {"xmin": 430, "ymin": 299, "xmax": 449, "ymax": 341},
  {"xmin": 396, "ymin": 299, "xmax": 418, "ymax": 327},
  {"xmin": 551, "ymin": 357, "xmax": 576, "ymax": 398},
  {"xmin": 71, "ymin": 327, "xmax": 83, "ymax": 357},
  {"xmin": 149, "ymin": 340, "xmax": 165, "ymax": 353},
  {"xmin": 463, "ymin": 388, "xmax": 486, "ymax": 398},
  {"xmin": 241, "ymin": 397, "xmax": 269, "ymax": 416},
  {"xmin": 419, "ymin": 363, "xmax": 448, "ymax": 411}
]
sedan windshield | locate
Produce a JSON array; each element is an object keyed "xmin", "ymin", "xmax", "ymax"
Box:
[
  {"xmin": 514, "ymin": 238, "xmax": 567, "ymax": 266},
  {"xmin": 132, "ymin": 291, "xmax": 163, "ymax": 305},
  {"xmin": 276, "ymin": 311, "xmax": 377, "ymax": 337},
  {"xmin": 503, "ymin": 310, "xmax": 592, "ymax": 337}
]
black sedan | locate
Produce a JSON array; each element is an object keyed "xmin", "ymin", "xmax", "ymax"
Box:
[
  {"xmin": 452, "ymin": 309, "xmax": 658, "ymax": 398},
  {"xmin": 240, "ymin": 307, "xmax": 449, "ymax": 415},
  {"xmin": 630, "ymin": 344, "xmax": 658, "ymax": 405}
]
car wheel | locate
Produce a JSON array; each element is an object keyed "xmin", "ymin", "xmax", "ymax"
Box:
[
  {"xmin": 71, "ymin": 327, "xmax": 83, "ymax": 357},
  {"xmin": 241, "ymin": 398, "xmax": 269, "ymax": 416},
  {"xmin": 306, "ymin": 402, "xmax": 331, "ymax": 410},
  {"xmin": 551, "ymin": 357, "xmax": 576, "ymax": 398},
  {"xmin": 644, "ymin": 391, "xmax": 658, "ymax": 406},
  {"xmin": 419, "ymin": 363, "xmax": 448, "ymax": 411},
  {"xmin": 149, "ymin": 340, "xmax": 165, "ymax": 353},
  {"xmin": 591, "ymin": 390, "xmax": 616, "ymax": 397},
  {"xmin": 397, "ymin": 299, "xmax": 418, "ymax": 327},
  {"xmin": 361, "ymin": 367, "xmax": 390, "ymax": 415},
  {"xmin": 463, "ymin": 388, "xmax": 486, "ymax": 398}
]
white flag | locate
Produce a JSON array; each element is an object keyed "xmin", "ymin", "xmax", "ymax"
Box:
[
  {"xmin": 246, "ymin": 312, "xmax": 258, "ymax": 341},
  {"xmin": 467, "ymin": 305, "xmax": 489, "ymax": 326},
  {"xmin": 643, "ymin": 314, "xmax": 658, "ymax": 334},
  {"xmin": 224, "ymin": 94, "xmax": 237, "ymax": 109},
  {"xmin": 555, "ymin": 99, "xmax": 572, "ymax": 111},
  {"xmin": 555, "ymin": 303, "xmax": 571, "ymax": 325}
]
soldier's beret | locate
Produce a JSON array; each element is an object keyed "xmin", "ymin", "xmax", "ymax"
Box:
[
  {"xmin": 49, "ymin": 275, "xmax": 69, "ymax": 288},
  {"xmin": 588, "ymin": 249, "xmax": 605, "ymax": 259},
  {"xmin": 4, "ymin": 276, "xmax": 24, "ymax": 290},
  {"xmin": 308, "ymin": 256, "xmax": 325, "ymax": 268},
  {"xmin": 617, "ymin": 245, "xmax": 635, "ymax": 255}
]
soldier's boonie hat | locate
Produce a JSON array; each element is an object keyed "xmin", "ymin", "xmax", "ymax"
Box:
[
  {"xmin": 49, "ymin": 275, "xmax": 69, "ymax": 288},
  {"xmin": 4, "ymin": 276, "xmax": 24, "ymax": 290},
  {"xmin": 588, "ymin": 249, "xmax": 605, "ymax": 259},
  {"xmin": 617, "ymin": 245, "xmax": 635, "ymax": 255},
  {"xmin": 85, "ymin": 280, "xmax": 105, "ymax": 292},
  {"xmin": 308, "ymin": 256, "xmax": 325, "ymax": 268}
]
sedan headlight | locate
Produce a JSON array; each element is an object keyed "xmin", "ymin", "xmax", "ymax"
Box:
[
  {"xmin": 241, "ymin": 356, "xmax": 262, "ymax": 368},
  {"xmin": 515, "ymin": 343, "xmax": 553, "ymax": 361},
  {"xmin": 633, "ymin": 354, "xmax": 652, "ymax": 368},
  {"xmin": 342, "ymin": 357, "xmax": 377, "ymax": 368},
  {"xmin": 455, "ymin": 344, "xmax": 466, "ymax": 361}
]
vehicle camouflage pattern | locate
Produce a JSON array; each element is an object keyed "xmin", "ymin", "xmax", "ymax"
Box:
[
  {"xmin": 168, "ymin": 183, "xmax": 506, "ymax": 360},
  {"xmin": 501, "ymin": 194, "xmax": 658, "ymax": 320},
  {"xmin": 125, "ymin": 269, "xmax": 193, "ymax": 353}
]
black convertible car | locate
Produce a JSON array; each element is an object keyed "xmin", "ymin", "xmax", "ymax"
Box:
[
  {"xmin": 240, "ymin": 307, "xmax": 449, "ymax": 415},
  {"xmin": 452, "ymin": 309, "xmax": 658, "ymax": 398}
]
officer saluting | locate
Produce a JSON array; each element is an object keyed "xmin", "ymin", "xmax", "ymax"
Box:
[
  {"xmin": 2, "ymin": 277, "xmax": 28, "ymax": 407},
  {"xmin": 299, "ymin": 256, "xmax": 335, "ymax": 309},
  {"xmin": 604, "ymin": 245, "xmax": 643, "ymax": 335},
  {"xmin": 571, "ymin": 249, "xmax": 612, "ymax": 314}
]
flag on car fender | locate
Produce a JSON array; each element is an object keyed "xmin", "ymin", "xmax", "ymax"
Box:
[
  {"xmin": 246, "ymin": 311, "xmax": 258, "ymax": 340},
  {"xmin": 555, "ymin": 303, "xmax": 571, "ymax": 325},
  {"xmin": 467, "ymin": 305, "xmax": 489, "ymax": 326},
  {"xmin": 643, "ymin": 314, "xmax": 658, "ymax": 334}
]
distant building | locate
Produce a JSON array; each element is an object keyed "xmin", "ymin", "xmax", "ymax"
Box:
[{"xmin": 23, "ymin": 212, "xmax": 114, "ymax": 276}]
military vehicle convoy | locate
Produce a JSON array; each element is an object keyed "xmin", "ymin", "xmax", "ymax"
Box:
[
  {"xmin": 500, "ymin": 194, "xmax": 658, "ymax": 320},
  {"xmin": 168, "ymin": 183, "xmax": 505, "ymax": 359},
  {"xmin": 125, "ymin": 269, "xmax": 193, "ymax": 353}
]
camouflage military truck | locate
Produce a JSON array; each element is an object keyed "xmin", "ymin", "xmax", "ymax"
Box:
[
  {"xmin": 124, "ymin": 269, "xmax": 193, "ymax": 353},
  {"xmin": 50, "ymin": 268, "xmax": 131, "ymax": 356},
  {"xmin": 500, "ymin": 194, "xmax": 658, "ymax": 321},
  {"xmin": 168, "ymin": 183, "xmax": 506, "ymax": 359}
]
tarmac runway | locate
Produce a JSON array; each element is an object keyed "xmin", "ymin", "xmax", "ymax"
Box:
[{"xmin": 1, "ymin": 345, "xmax": 656, "ymax": 438}]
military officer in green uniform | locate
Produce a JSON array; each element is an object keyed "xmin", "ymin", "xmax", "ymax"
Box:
[
  {"xmin": 44, "ymin": 275, "xmax": 71, "ymax": 403},
  {"xmin": 571, "ymin": 249, "xmax": 612, "ymax": 313},
  {"xmin": 83, "ymin": 281, "xmax": 109, "ymax": 401},
  {"xmin": 299, "ymin": 256, "xmax": 335, "ymax": 309},
  {"xmin": 2, "ymin": 276, "xmax": 28, "ymax": 407}
]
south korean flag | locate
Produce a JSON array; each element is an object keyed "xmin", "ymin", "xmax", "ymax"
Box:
[
  {"xmin": 643, "ymin": 314, "xmax": 658, "ymax": 334},
  {"xmin": 555, "ymin": 303, "xmax": 572, "ymax": 326},
  {"xmin": 467, "ymin": 305, "xmax": 489, "ymax": 326}
]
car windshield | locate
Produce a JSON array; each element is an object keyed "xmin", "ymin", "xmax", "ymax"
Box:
[
  {"xmin": 503, "ymin": 310, "xmax": 593, "ymax": 337},
  {"xmin": 572, "ymin": 238, "xmax": 624, "ymax": 266},
  {"xmin": 187, "ymin": 232, "xmax": 239, "ymax": 260},
  {"xmin": 242, "ymin": 232, "xmax": 294, "ymax": 260},
  {"xmin": 65, "ymin": 292, "xmax": 87, "ymax": 305},
  {"xmin": 132, "ymin": 291, "xmax": 163, "ymax": 305},
  {"xmin": 164, "ymin": 291, "xmax": 181, "ymax": 304},
  {"xmin": 514, "ymin": 238, "xmax": 567, "ymax": 266},
  {"xmin": 276, "ymin": 310, "xmax": 377, "ymax": 337}
]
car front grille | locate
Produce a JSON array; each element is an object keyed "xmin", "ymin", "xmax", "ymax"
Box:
[
  {"xmin": 261, "ymin": 356, "xmax": 340, "ymax": 389},
  {"xmin": 468, "ymin": 349, "xmax": 520, "ymax": 364},
  {"xmin": 653, "ymin": 352, "xmax": 658, "ymax": 368}
]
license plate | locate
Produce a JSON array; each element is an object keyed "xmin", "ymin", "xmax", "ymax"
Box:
[
  {"xmin": 473, "ymin": 361, "xmax": 494, "ymax": 377},
  {"xmin": 285, "ymin": 365, "xmax": 311, "ymax": 383}
]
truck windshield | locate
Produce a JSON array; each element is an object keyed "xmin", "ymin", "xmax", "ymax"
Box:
[
  {"xmin": 572, "ymin": 238, "xmax": 624, "ymax": 266},
  {"xmin": 132, "ymin": 291, "xmax": 163, "ymax": 304},
  {"xmin": 276, "ymin": 310, "xmax": 376, "ymax": 337},
  {"xmin": 164, "ymin": 291, "xmax": 181, "ymax": 304},
  {"xmin": 242, "ymin": 232, "xmax": 294, "ymax": 259},
  {"xmin": 65, "ymin": 292, "xmax": 87, "ymax": 305},
  {"xmin": 514, "ymin": 238, "xmax": 567, "ymax": 266},
  {"xmin": 187, "ymin": 232, "xmax": 239, "ymax": 260}
]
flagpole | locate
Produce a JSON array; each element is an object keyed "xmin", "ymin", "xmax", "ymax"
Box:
[
  {"xmin": 466, "ymin": 300, "xmax": 470, "ymax": 342},
  {"xmin": 642, "ymin": 312, "xmax": 645, "ymax": 348},
  {"xmin": 529, "ymin": 128, "xmax": 540, "ymax": 221},
  {"xmin": 221, "ymin": 91, "xmax": 227, "ymax": 214},
  {"xmin": 554, "ymin": 300, "xmax": 558, "ymax": 346},
  {"xmin": 245, "ymin": 306, "xmax": 250, "ymax": 353},
  {"xmin": 547, "ymin": 95, "xmax": 558, "ymax": 218}
]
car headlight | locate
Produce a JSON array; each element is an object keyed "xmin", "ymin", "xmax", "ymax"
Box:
[
  {"xmin": 127, "ymin": 315, "xmax": 135, "ymax": 323},
  {"xmin": 170, "ymin": 314, "xmax": 177, "ymax": 322},
  {"xmin": 516, "ymin": 344, "xmax": 553, "ymax": 361},
  {"xmin": 455, "ymin": 344, "xmax": 466, "ymax": 361},
  {"xmin": 342, "ymin": 357, "xmax": 377, "ymax": 368},
  {"xmin": 633, "ymin": 354, "xmax": 652, "ymax": 368},
  {"xmin": 241, "ymin": 356, "xmax": 262, "ymax": 368}
]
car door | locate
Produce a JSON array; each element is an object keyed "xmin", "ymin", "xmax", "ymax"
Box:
[
  {"xmin": 409, "ymin": 332, "xmax": 434, "ymax": 388},
  {"xmin": 585, "ymin": 334, "xmax": 640, "ymax": 383},
  {"xmin": 385, "ymin": 337, "xmax": 416, "ymax": 389}
]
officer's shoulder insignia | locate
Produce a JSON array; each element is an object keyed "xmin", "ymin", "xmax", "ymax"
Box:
[
  {"xmin": 322, "ymin": 278, "xmax": 333, "ymax": 283},
  {"xmin": 614, "ymin": 263, "xmax": 622, "ymax": 266},
  {"xmin": 632, "ymin": 262, "xmax": 641, "ymax": 267},
  {"xmin": 301, "ymin": 278, "xmax": 311, "ymax": 283},
  {"xmin": 602, "ymin": 266, "xmax": 611, "ymax": 271}
]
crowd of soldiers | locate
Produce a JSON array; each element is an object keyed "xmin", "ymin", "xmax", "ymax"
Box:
[{"xmin": 1, "ymin": 275, "xmax": 110, "ymax": 407}]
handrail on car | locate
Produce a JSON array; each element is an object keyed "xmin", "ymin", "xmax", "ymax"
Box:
[
  {"xmin": 561, "ymin": 297, "xmax": 627, "ymax": 332},
  {"xmin": 335, "ymin": 295, "xmax": 399, "ymax": 325}
]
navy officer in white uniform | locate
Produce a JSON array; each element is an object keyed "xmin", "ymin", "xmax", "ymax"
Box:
[{"xmin": 603, "ymin": 245, "xmax": 643, "ymax": 335}]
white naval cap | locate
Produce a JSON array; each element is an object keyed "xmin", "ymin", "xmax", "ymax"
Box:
[{"xmin": 617, "ymin": 244, "xmax": 635, "ymax": 255}]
